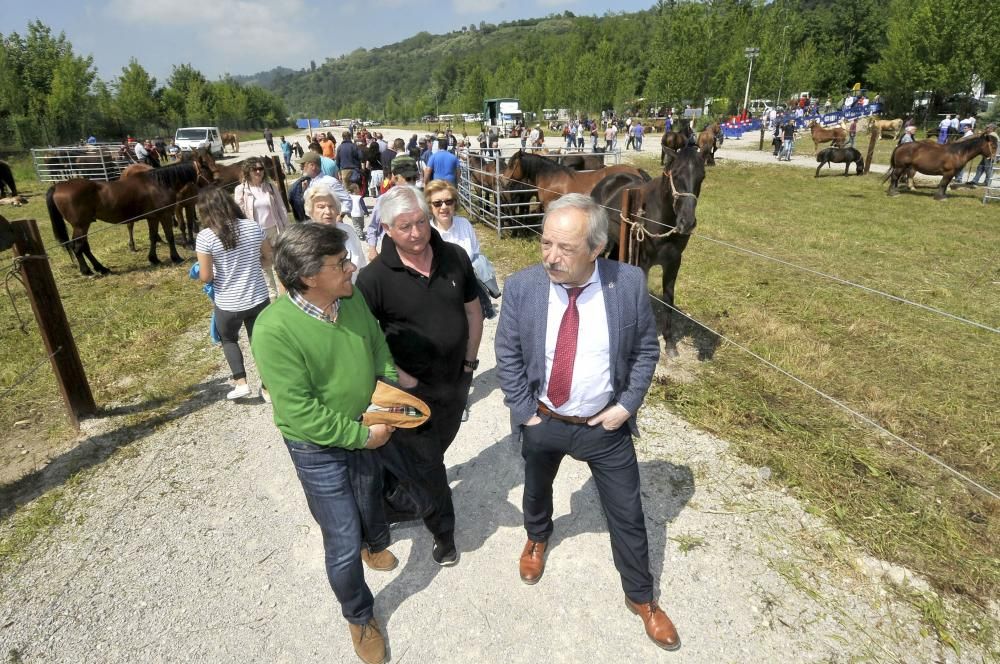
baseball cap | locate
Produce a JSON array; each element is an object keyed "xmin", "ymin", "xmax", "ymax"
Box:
[
  {"xmin": 391, "ymin": 155, "xmax": 419, "ymax": 178},
  {"xmin": 298, "ymin": 152, "xmax": 321, "ymax": 166}
]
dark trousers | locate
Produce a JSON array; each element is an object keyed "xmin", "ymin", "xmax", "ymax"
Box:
[
  {"xmin": 522, "ymin": 416, "xmax": 654, "ymax": 603},
  {"xmin": 284, "ymin": 439, "xmax": 374, "ymax": 624},
  {"xmin": 214, "ymin": 299, "xmax": 268, "ymax": 380}
]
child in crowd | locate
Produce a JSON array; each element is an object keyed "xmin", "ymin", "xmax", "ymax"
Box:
[{"xmin": 347, "ymin": 183, "xmax": 370, "ymax": 239}]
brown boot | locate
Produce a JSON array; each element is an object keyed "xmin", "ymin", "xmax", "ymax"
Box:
[
  {"xmin": 362, "ymin": 547, "xmax": 398, "ymax": 572},
  {"xmin": 625, "ymin": 597, "xmax": 681, "ymax": 651},
  {"xmin": 348, "ymin": 618, "xmax": 386, "ymax": 664},
  {"xmin": 519, "ymin": 539, "xmax": 547, "ymax": 585}
]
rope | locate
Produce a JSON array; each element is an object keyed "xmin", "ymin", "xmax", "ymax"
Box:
[
  {"xmin": 489, "ymin": 155, "xmax": 999, "ymax": 336},
  {"xmin": 0, "ymin": 346, "xmax": 63, "ymax": 402}
]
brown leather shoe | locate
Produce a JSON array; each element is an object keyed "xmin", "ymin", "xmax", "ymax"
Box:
[
  {"xmin": 361, "ymin": 547, "xmax": 398, "ymax": 572},
  {"xmin": 349, "ymin": 618, "xmax": 386, "ymax": 664},
  {"xmin": 519, "ymin": 539, "xmax": 547, "ymax": 585},
  {"xmin": 625, "ymin": 597, "xmax": 681, "ymax": 651}
]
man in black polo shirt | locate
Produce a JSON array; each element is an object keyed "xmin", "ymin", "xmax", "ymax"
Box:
[{"xmin": 356, "ymin": 185, "xmax": 483, "ymax": 566}]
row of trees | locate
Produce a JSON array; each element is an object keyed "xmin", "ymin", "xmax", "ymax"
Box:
[
  {"xmin": 0, "ymin": 21, "xmax": 288, "ymax": 150},
  {"xmin": 264, "ymin": 0, "xmax": 995, "ymax": 123}
]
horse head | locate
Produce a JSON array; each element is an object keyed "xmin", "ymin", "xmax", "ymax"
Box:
[
  {"xmin": 194, "ymin": 148, "xmax": 221, "ymax": 184},
  {"xmin": 661, "ymin": 146, "xmax": 705, "ymax": 234},
  {"xmin": 500, "ymin": 150, "xmax": 523, "ymax": 188}
]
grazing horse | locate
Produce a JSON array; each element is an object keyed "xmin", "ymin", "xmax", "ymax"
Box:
[
  {"xmin": 0, "ymin": 160, "xmax": 17, "ymax": 198},
  {"xmin": 809, "ymin": 120, "xmax": 847, "ymax": 154},
  {"xmin": 885, "ymin": 133, "xmax": 998, "ymax": 200},
  {"xmin": 661, "ymin": 119, "xmax": 694, "ymax": 163},
  {"xmin": 590, "ymin": 145, "xmax": 706, "ymax": 354},
  {"xmin": 222, "ymin": 132, "xmax": 240, "ymax": 153},
  {"xmin": 501, "ymin": 150, "xmax": 644, "ymax": 210},
  {"xmin": 815, "ymin": 147, "xmax": 864, "ymax": 177},
  {"xmin": 697, "ymin": 122, "xmax": 723, "ymax": 166},
  {"xmin": 46, "ymin": 157, "xmax": 216, "ymax": 275}
]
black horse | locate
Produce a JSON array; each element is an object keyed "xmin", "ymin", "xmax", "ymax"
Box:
[
  {"xmin": 815, "ymin": 147, "xmax": 863, "ymax": 177},
  {"xmin": 0, "ymin": 160, "xmax": 17, "ymax": 198},
  {"xmin": 591, "ymin": 145, "xmax": 706, "ymax": 355}
]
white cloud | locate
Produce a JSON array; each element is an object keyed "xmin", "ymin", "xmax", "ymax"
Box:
[{"xmin": 452, "ymin": 0, "xmax": 506, "ymax": 15}]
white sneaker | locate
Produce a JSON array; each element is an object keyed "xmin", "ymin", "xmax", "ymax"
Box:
[
  {"xmin": 260, "ymin": 388, "xmax": 271, "ymax": 404},
  {"xmin": 461, "ymin": 408, "xmax": 470, "ymax": 422},
  {"xmin": 227, "ymin": 384, "xmax": 251, "ymax": 400}
]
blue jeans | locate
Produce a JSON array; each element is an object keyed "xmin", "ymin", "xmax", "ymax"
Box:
[
  {"xmin": 284, "ymin": 439, "xmax": 374, "ymax": 625},
  {"xmin": 780, "ymin": 139, "xmax": 794, "ymax": 160}
]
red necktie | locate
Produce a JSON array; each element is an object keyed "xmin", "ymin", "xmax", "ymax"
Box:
[{"xmin": 547, "ymin": 285, "xmax": 588, "ymax": 408}]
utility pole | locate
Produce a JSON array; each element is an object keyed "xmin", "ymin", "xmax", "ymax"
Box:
[
  {"xmin": 742, "ymin": 47, "xmax": 760, "ymax": 113},
  {"xmin": 776, "ymin": 26, "xmax": 790, "ymax": 107}
]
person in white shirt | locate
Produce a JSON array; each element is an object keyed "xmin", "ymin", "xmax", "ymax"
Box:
[
  {"xmin": 303, "ymin": 184, "xmax": 368, "ymax": 282},
  {"xmin": 954, "ymin": 123, "xmax": 976, "ymax": 183}
]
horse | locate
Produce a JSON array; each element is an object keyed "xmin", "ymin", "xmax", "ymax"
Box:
[
  {"xmin": 815, "ymin": 147, "xmax": 864, "ymax": 177},
  {"xmin": 590, "ymin": 145, "xmax": 706, "ymax": 355},
  {"xmin": 697, "ymin": 122, "xmax": 722, "ymax": 166},
  {"xmin": 870, "ymin": 118, "xmax": 903, "ymax": 141},
  {"xmin": 222, "ymin": 132, "xmax": 240, "ymax": 153},
  {"xmin": 0, "ymin": 160, "xmax": 17, "ymax": 198},
  {"xmin": 500, "ymin": 150, "xmax": 644, "ymax": 210},
  {"xmin": 543, "ymin": 152, "xmax": 607, "ymax": 171},
  {"xmin": 808, "ymin": 120, "xmax": 847, "ymax": 154},
  {"xmin": 661, "ymin": 119, "xmax": 694, "ymax": 163},
  {"xmin": 121, "ymin": 155, "xmax": 206, "ymax": 250},
  {"xmin": 46, "ymin": 156, "xmax": 217, "ymax": 275},
  {"xmin": 885, "ymin": 133, "xmax": 997, "ymax": 200}
]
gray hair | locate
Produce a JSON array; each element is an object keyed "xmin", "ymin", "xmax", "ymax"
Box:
[
  {"xmin": 543, "ymin": 193, "xmax": 608, "ymax": 253},
  {"xmin": 303, "ymin": 184, "xmax": 341, "ymax": 220},
  {"xmin": 273, "ymin": 223, "xmax": 347, "ymax": 292},
  {"xmin": 378, "ymin": 184, "xmax": 429, "ymax": 228}
]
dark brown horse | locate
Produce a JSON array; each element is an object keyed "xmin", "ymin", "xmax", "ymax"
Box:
[
  {"xmin": 0, "ymin": 160, "xmax": 17, "ymax": 198},
  {"xmin": 661, "ymin": 120, "xmax": 694, "ymax": 163},
  {"xmin": 501, "ymin": 150, "xmax": 644, "ymax": 210},
  {"xmin": 886, "ymin": 133, "xmax": 997, "ymax": 199},
  {"xmin": 544, "ymin": 152, "xmax": 607, "ymax": 171},
  {"xmin": 590, "ymin": 145, "xmax": 706, "ymax": 354},
  {"xmin": 697, "ymin": 122, "xmax": 723, "ymax": 166},
  {"xmin": 46, "ymin": 155, "xmax": 217, "ymax": 275}
]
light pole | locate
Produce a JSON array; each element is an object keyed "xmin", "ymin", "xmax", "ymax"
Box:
[
  {"xmin": 776, "ymin": 26, "xmax": 790, "ymax": 108},
  {"xmin": 742, "ymin": 47, "xmax": 760, "ymax": 114}
]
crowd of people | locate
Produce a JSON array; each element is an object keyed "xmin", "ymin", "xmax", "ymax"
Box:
[{"xmin": 186, "ymin": 126, "xmax": 679, "ymax": 663}]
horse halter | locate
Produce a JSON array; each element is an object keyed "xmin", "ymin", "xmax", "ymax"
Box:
[{"xmin": 667, "ymin": 168, "xmax": 698, "ymax": 204}]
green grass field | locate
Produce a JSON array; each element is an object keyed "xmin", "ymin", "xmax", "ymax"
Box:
[{"xmin": 478, "ymin": 158, "xmax": 998, "ymax": 636}]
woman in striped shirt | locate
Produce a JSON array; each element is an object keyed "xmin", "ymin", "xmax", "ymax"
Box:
[{"xmin": 196, "ymin": 187, "xmax": 274, "ymax": 401}]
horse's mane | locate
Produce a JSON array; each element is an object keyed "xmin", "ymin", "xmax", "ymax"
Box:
[
  {"xmin": 945, "ymin": 132, "xmax": 995, "ymax": 154},
  {"xmin": 514, "ymin": 151, "xmax": 572, "ymax": 178},
  {"xmin": 149, "ymin": 161, "xmax": 198, "ymax": 188}
]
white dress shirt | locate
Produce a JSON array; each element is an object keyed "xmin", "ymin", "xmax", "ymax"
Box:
[{"xmin": 540, "ymin": 263, "xmax": 613, "ymax": 417}]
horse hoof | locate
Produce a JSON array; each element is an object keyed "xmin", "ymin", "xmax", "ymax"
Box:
[{"xmin": 171, "ymin": 257, "xmax": 184, "ymax": 265}]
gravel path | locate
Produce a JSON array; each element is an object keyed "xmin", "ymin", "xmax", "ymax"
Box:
[{"xmin": 0, "ymin": 131, "xmax": 988, "ymax": 663}]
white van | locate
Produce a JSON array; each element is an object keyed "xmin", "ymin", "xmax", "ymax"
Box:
[{"xmin": 174, "ymin": 127, "xmax": 224, "ymax": 158}]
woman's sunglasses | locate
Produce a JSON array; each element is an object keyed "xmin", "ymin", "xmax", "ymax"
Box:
[{"xmin": 431, "ymin": 198, "xmax": 456, "ymax": 208}]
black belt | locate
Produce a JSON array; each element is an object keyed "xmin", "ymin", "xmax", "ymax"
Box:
[{"xmin": 536, "ymin": 401, "xmax": 597, "ymax": 425}]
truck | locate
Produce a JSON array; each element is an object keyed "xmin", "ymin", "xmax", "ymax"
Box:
[
  {"xmin": 483, "ymin": 98, "xmax": 522, "ymax": 138},
  {"xmin": 174, "ymin": 126, "xmax": 224, "ymax": 157}
]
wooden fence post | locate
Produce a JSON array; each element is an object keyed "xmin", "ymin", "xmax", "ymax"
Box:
[
  {"xmin": 863, "ymin": 124, "xmax": 879, "ymax": 175},
  {"xmin": 9, "ymin": 217, "xmax": 96, "ymax": 428}
]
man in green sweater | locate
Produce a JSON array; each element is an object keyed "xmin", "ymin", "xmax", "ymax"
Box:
[{"xmin": 250, "ymin": 223, "xmax": 396, "ymax": 664}]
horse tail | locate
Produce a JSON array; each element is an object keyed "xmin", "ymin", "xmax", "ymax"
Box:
[{"xmin": 46, "ymin": 186, "xmax": 73, "ymax": 254}]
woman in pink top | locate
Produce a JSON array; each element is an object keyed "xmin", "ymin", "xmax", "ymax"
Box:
[{"xmin": 233, "ymin": 156, "xmax": 288, "ymax": 296}]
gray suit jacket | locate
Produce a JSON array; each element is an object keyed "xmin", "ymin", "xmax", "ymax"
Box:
[{"xmin": 495, "ymin": 258, "xmax": 660, "ymax": 435}]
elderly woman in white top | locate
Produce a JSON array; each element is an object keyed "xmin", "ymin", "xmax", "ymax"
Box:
[
  {"xmin": 303, "ymin": 184, "xmax": 368, "ymax": 282},
  {"xmin": 234, "ymin": 156, "xmax": 288, "ymax": 296}
]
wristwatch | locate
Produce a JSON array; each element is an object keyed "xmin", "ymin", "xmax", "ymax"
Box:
[{"xmin": 463, "ymin": 359, "xmax": 480, "ymax": 370}]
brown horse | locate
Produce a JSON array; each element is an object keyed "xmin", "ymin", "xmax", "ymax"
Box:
[
  {"xmin": 121, "ymin": 156, "xmax": 209, "ymax": 250},
  {"xmin": 46, "ymin": 155, "xmax": 217, "ymax": 275},
  {"xmin": 501, "ymin": 150, "xmax": 645, "ymax": 210},
  {"xmin": 222, "ymin": 132, "xmax": 240, "ymax": 153},
  {"xmin": 590, "ymin": 145, "xmax": 706, "ymax": 354},
  {"xmin": 660, "ymin": 120, "xmax": 694, "ymax": 163},
  {"xmin": 697, "ymin": 122, "xmax": 722, "ymax": 166},
  {"xmin": 869, "ymin": 118, "xmax": 903, "ymax": 141},
  {"xmin": 808, "ymin": 121, "xmax": 847, "ymax": 154},
  {"xmin": 541, "ymin": 152, "xmax": 607, "ymax": 171},
  {"xmin": 885, "ymin": 133, "xmax": 997, "ymax": 200}
]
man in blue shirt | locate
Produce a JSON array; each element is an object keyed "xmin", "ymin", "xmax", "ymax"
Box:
[{"xmin": 424, "ymin": 138, "xmax": 459, "ymax": 185}]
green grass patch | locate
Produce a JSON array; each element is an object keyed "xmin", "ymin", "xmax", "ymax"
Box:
[{"xmin": 477, "ymin": 159, "xmax": 999, "ymax": 642}]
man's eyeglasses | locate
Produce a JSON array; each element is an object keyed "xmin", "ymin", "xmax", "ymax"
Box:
[
  {"xmin": 323, "ymin": 252, "xmax": 354, "ymax": 272},
  {"xmin": 431, "ymin": 198, "xmax": 456, "ymax": 208}
]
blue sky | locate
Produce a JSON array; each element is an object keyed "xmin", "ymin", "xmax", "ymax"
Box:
[{"xmin": 3, "ymin": 0, "xmax": 656, "ymax": 83}]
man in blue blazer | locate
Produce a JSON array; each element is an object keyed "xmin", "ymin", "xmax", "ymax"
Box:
[{"xmin": 495, "ymin": 194, "xmax": 679, "ymax": 651}]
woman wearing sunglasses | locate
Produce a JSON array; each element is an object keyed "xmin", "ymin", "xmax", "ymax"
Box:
[{"xmin": 234, "ymin": 157, "xmax": 289, "ymax": 297}]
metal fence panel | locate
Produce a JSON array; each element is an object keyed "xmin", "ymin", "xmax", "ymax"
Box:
[{"xmin": 31, "ymin": 145, "xmax": 132, "ymax": 183}]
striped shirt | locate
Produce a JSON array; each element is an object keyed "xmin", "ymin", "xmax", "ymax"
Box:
[{"xmin": 195, "ymin": 218, "xmax": 269, "ymax": 312}]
